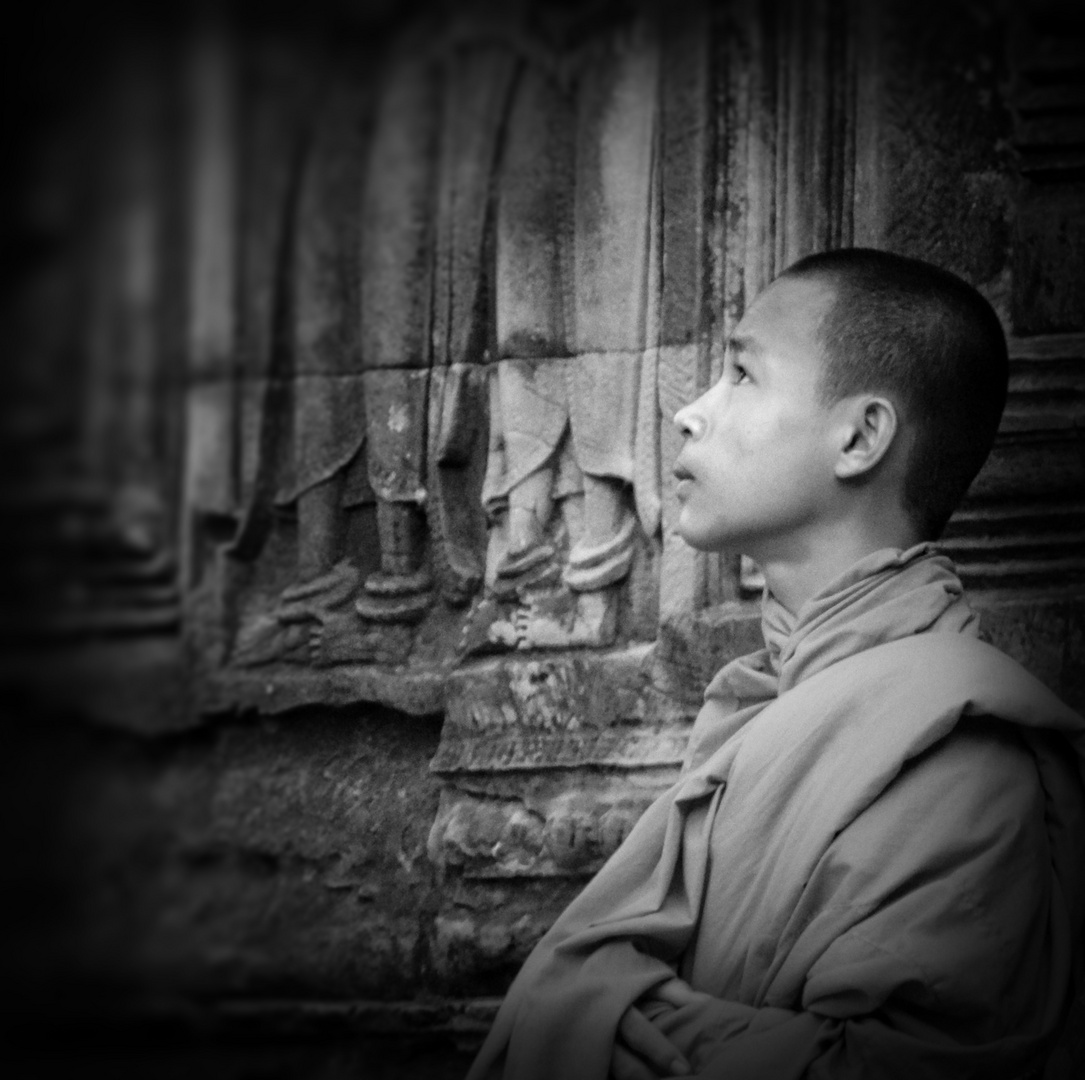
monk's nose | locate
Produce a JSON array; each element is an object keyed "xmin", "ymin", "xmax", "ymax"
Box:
[{"xmin": 674, "ymin": 402, "xmax": 705, "ymax": 440}]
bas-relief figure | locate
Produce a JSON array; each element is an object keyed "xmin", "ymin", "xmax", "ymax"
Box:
[
  {"xmin": 471, "ymin": 1, "xmax": 662, "ymax": 653},
  {"xmin": 349, "ymin": 36, "xmax": 439, "ymax": 636},
  {"xmin": 224, "ymin": 22, "xmax": 486, "ymax": 668},
  {"xmin": 163, "ymin": 3, "xmax": 694, "ymax": 892},
  {"xmin": 170, "ymin": 0, "xmax": 714, "ymax": 882},
  {"xmin": 176, "ymin": 0, "xmax": 872, "ymax": 881},
  {"xmin": 231, "ymin": 38, "xmax": 375, "ymax": 667},
  {"xmin": 218, "ymin": 1, "xmax": 672, "ymax": 671}
]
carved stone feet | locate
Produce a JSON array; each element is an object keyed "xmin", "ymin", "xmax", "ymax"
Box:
[
  {"xmin": 233, "ymin": 614, "xmax": 312, "ymax": 666},
  {"xmin": 491, "ymin": 553, "xmax": 561, "ymax": 602},
  {"xmin": 563, "ymin": 514, "xmax": 635, "ymax": 592},
  {"xmin": 354, "ymin": 567, "xmax": 433, "ymax": 624},
  {"xmin": 234, "ymin": 560, "xmax": 361, "ymax": 667},
  {"xmin": 501, "ymin": 586, "xmax": 619, "ymax": 649},
  {"xmin": 310, "ymin": 612, "xmax": 414, "ymax": 666},
  {"xmin": 440, "ymin": 542, "xmax": 484, "ymax": 607},
  {"xmin": 496, "ymin": 541, "xmax": 556, "ymax": 581},
  {"xmin": 462, "ymin": 583, "xmax": 619, "ymax": 654},
  {"xmin": 277, "ymin": 561, "xmax": 361, "ymax": 623}
]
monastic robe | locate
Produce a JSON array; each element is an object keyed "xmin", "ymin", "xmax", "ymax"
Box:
[{"xmin": 468, "ymin": 546, "xmax": 1085, "ymax": 1079}]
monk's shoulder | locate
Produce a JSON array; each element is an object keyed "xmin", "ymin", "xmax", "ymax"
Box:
[
  {"xmin": 825, "ymin": 630, "xmax": 1080, "ymax": 735},
  {"xmin": 897, "ymin": 718, "xmax": 1042, "ymax": 818},
  {"xmin": 830, "ymin": 718, "xmax": 1047, "ymax": 895}
]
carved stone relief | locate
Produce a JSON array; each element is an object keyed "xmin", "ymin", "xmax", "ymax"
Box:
[
  {"xmin": 229, "ymin": 35, "xmax": 375, "ymax": 668},
  {"xmin": 427, "ymin": 646, "xmax": 695, "ymax": 878},
  {"xmin": 166, "ymin": 0, "xmax": 874, "ymax": 880},
  {"xmin": 470, "ymin": 6, "xmax": 661, "ymax": 654},
  {"xmin": 27, "ymin": 0, "xmax": 1074, "ymax": 887},
  {"xmin": 184, "ymin": 2, "xmax": 686, "ymax": 686}
]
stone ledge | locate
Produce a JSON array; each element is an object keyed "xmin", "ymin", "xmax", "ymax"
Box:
[
  {"xmin": 200, "ymin": 662, "xmax": 448, "ymax": 720},
  {"xmin": 20, "ymin": 995, "xmax": 500, "ymax": 1043},
  {"xmin": 4, "ymin": 588, "xmax": 1082, "ymax": 732}
]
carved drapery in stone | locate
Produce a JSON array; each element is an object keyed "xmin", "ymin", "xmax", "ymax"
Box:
[{"xmin": 177, "ymin": 0, "xmax": 874, "ymax": 879}]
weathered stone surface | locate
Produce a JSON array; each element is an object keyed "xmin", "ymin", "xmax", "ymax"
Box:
[
  {"xmin": 428, "ymin": 780, "xmax": 674, "ymax": 880},
  {"xmin": 433, "ymin": 911, "xmax": 553, "ymax": 977},
  {"xmin": 1013, "ymin": 183, "xmax": 1085, "ymax": 334},
  {"xmin": 977, "ymin": 593, "xmax": 1085, "ymax": 714},
  {"xmin": 433, "ymin": 645, "xmax": 694, "ymax": 773},
  {"xmin": 428, "ymin": 878, "xmax": 581, "ymax": 991},
  {"xmin": 866, "ymin": 0, "xmax": 1014, "ymax": 286},
  {"xmin": 204, "ymin": 659, "xmax": 448, "ymax": 719},
  {"xmin": 946, "ymin": 333, "xmax": 1085, "ymax": 593},
  {"xmin": 7, "ymin": 702, "xmax": 446, "ymax": 1002},
  {"xmin": 427, "ymin": 644, "xmax": 695, "ymax": 878},
  {"xmin": 656, "ymin": 602, "xmax": 764, "ymax": 699},
  {"xmin": 1008, "ymin": 5, "xmax": 1085, "ymax": 335}
]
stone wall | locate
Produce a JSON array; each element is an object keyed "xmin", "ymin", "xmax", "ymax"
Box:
[{"xmin": 2, "ymin": 1, "xmax": 1083, "ymax": 1076}]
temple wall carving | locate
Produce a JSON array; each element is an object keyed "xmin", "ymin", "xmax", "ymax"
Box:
[{"xmin": 3, "ymin": 0, "xmax": 1083, "ymax": 1048}]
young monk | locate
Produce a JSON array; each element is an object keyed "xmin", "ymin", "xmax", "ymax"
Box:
[{"xmin": 466, "ymin": 248, "xmax": 1085, "ymax": 1080}]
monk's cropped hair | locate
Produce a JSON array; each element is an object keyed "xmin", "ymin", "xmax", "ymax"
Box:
[{"xmin": 782, "ymin": 248, "xmax": 1009, "ymax": 539}]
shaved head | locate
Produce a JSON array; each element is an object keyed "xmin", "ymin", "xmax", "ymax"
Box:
[{"xmin": 780, "ymin": 249, "xmax": 1009, "ymax": 538}]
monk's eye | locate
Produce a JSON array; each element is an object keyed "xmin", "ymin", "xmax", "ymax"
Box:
[{"xmin": 731, "ymin": 362, "xmax": 750, "ymax": 385}]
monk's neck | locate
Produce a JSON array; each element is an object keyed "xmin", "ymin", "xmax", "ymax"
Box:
[{"xmin": 755, "ymin": 517, "xmax": 925, "ymax": 616}]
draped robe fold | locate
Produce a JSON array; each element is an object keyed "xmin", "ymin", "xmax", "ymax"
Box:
[{"xmin": 468, "ymin": 546, "xmax": 1085, "ymax": 1079}]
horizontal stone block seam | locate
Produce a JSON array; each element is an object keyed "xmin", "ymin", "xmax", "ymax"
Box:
[
  {"xmin": 199, "ymin": 665, "xmax": 448, "ymax": 719},
  {"xmin": 8, "ymin": 594, "xmax": 1084, "ymax": 731},
  {"xmin": 180, "ymin": 349, "xmax": 716, "ymax": 385},
  {"xmin": 133, "ymin": 333, "xmax": 1085, "ymax": 393}
]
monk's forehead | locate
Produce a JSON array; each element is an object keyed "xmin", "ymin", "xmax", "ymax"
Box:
[{"xmin": 734, "ymin": 275, "xmax": 837, "ymax": 370}]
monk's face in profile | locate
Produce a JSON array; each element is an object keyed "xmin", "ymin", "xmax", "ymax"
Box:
[{"xmin": 672, "ymin": 274, "xmax": 845, "ymax": 560}]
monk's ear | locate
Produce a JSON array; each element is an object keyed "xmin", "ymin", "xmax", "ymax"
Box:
[{"xmin": 833, "ymin": 395, "xmax": 899, "ymax": 480}]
